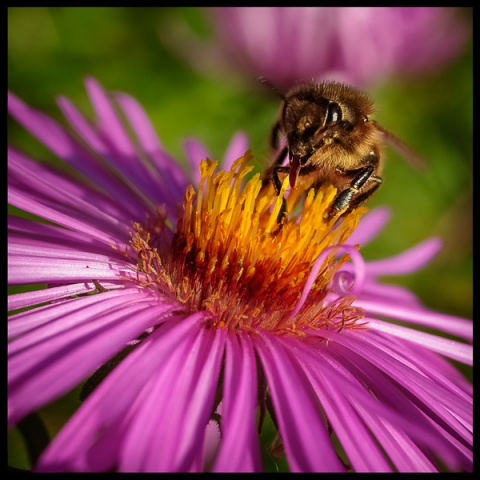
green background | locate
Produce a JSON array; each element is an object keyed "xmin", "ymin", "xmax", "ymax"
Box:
[{"xmin": 8, "ymin": 7, "xmax": 473, "ymax": 471}]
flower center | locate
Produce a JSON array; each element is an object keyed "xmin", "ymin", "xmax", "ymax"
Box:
[{"xmin": 130, "ymin": 152, "xmax": 366, "ymax": 334}]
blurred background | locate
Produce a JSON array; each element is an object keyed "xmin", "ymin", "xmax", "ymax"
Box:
[{"xmin": 8, "ymin": 7, "xmax": 472, "ymax": 471}]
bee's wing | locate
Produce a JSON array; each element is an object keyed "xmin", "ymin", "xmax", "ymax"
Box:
[{"xmin": 372, "ymin": 120, "xmax": 427, "ymax": 171}]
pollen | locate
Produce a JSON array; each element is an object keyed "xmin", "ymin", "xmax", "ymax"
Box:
[{"xmin": 130, "ymin": 152, "xmax": 366, "ymax": 334}]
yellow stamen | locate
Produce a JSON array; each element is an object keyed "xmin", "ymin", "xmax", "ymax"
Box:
[{"xmin": 130, "ymin": 152, "xmax": 366, "ymax": 334}]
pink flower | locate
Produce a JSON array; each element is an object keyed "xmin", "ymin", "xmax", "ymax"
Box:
[
  {"xmin": 169, "ymin": 7, "xmax": 471, "ymax": 89},
  {"xmin": 8, "ymin": 78, "xmax": 472, "ymax": 472}
]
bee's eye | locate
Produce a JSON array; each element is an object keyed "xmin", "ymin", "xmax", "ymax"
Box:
[{"xmin": 326, "ymin": 102, "xmax": 342, "ymax": 124}]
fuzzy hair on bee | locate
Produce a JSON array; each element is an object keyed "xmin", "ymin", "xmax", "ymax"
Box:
[{"xmin": 260, "ymin": 79, "xmax": 425, "ymax": 222}]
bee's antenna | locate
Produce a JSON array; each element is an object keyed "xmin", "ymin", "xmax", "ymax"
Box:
[{"xmin": 255, "ymin": 76, "xmax": 286, "ymax": 100}]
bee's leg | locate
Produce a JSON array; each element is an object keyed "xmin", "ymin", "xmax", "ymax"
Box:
[
  {"xmin": 271, "ymin": 164, "xmax": 290, "ymax": 224},
  {"xmin": 346, "ymin": 178, "xmax": 382, "ymax": 210},
  {"xmin": 329, "ymin": 163, "xmax": 382, "ymax": 218},
  {"xmin": 271, "ymin": 164, "xmax": 290, "ymax": 195},
  {"xmin": 261, "ymin": 146, "xmax": 288, "ymax": 191},
  {"xmin": 261, "ymin": 146, "xmax": 290, "ymax": 227},
  {"xmin": 270, "ymin": 120, "xmax": 282, "ymax": 150}
]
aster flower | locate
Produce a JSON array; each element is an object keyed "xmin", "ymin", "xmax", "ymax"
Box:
[
  {"xmin": 8, "ymin": 78, "xmax": 472, "ymax": 472},
  {"xmin": 161, "ymin": 7, "xmax": 471, "ymax": 89}
]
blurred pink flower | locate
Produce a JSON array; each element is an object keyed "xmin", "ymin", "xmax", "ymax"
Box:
[
  {"xmin": 8, "ymin": 78, "xmax": 472, "ymax": 472},
  {"xmin": 165, "ymin": 7, "xmax": 471, "ymax": 89}
]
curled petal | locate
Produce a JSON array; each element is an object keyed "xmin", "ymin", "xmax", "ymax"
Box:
[{"xmin": 291, "ymin": 244, "xmax": 365, "ymax": 317}]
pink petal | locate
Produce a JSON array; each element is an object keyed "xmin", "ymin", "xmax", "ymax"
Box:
[
  {"xmin": 9, "ymin": 151, "xmax": 133, "ymax": 238},
  {"xmin": 120, "ymin": 326, "xmax": 225, "ymax": 471},
  {"xmin": 306, "ymin": 331, "xmax": 471, "ymax": 470},
  {"xmin": 84, "ymin": 76, "xmax": 136, "ymax": 159},
  {"xmin": 347, "ymin": 206, "xmax": 391, "ymax": 246},
  {"xmin": 355, "ymin": 298, "xmax": 473, "ymax": 341},
  {"xmin": 324, "ymin": 330, "xmax": 472, "ymax": 446},
  {"xmin": 221, "ymin": 131, "xmax": 249, "ymax": 172},
  {"xmin": 9, "ymin": 92, "xmax": 146, "ymax": 215},
  {"xmin": 8, "ymin": 246, "xmax": 133, "ymax": 285},
  {"xmin": 351, "ymin": 402, "xmax": 437, "ymax": 471},
  {"xmin": 366, "ymin": 318, "xmax": 472, "ymax": 365},
  {"xmin": 362, "ymin": 238, "xmax": 443, "ymax": 275},
  {"xmin": 8, "ymin": 281, "xmax": 125, "ymax": 312},
  {"xmin": 212, "ymin": 333, "xmax": 262, "ymax": 472},
  {"xmin": 357, "ymin": 281, "xmax": 422, "ymax": 305},
  {"xmin": 8, "ymin": 187, "xmax": 127, "ymax": 251},
  {"xmin": 8, "ymin": 215, "xmax": 130, "ymax": 261},
  {"xmin": 113, "ymin": 92, "xmax": 190, "ymax": 203},
  {"xmin": 8, "ymin": 288, "xmax": 152, "ymax": 341},
  {"xmin": 9, "ymin": 297, "xmax": 174, "ymax": 426},
  {"xmin": 254, "ymin": 331, "xmax": 345, "ymax": 472},
  {"xmin": 289, "ymin": 342, "xmax": 392, "ymax": 471},
  {"xmin": 183, "ymin": 137, "xmax": 212, "ymax": 186},
  {"xmin": 8, "ymin": 91, "xmax": 85, "ymax": 160},
  {"xmin": 36, "ymin": 313, "xmax": 206, "ymax": 472},
  {"xmin": 56, "ymin": 95, "xmax": 155, "ymax": 215},
  {"xmin": 83, "ymin": 78, "xmax": 172, "ymax": 209}
]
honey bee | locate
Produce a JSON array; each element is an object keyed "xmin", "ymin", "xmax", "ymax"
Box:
[{"xmin": 261, "ymin": 80, "xmax": 425, "ymax": 221}]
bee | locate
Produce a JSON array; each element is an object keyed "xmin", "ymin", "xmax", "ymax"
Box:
[{"xmin": 261, "ymin": 80, "xmax": 425, "ymax": 221}]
